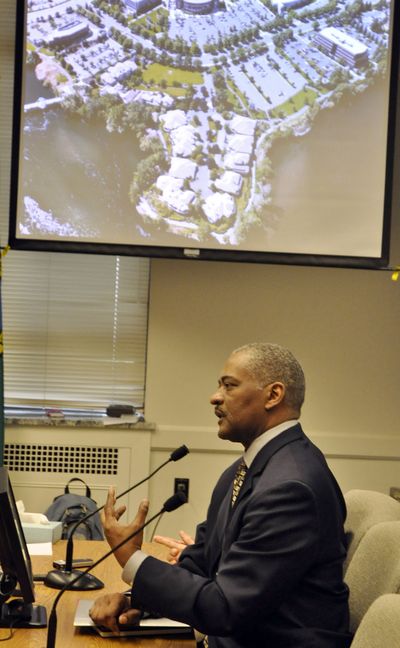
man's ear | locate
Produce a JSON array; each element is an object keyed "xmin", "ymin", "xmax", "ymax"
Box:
[{"xmin": 265, "ymin": 382, "xmax": 286, "ymax": 410}]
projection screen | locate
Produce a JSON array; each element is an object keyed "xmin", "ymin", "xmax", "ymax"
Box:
[{"xmin": 8, "ymin": 0, "xmax": 399, "ymax": 267}]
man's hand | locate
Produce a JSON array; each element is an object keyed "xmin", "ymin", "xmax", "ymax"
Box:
[
  {"xmin": 101, "ymin": 486, "xmax": 149, "ymax": 567},
  {"xmin": 153, "ymin": 530, "xmax": 194, "ymax": 564},
  {"xmin": 89, "ymin": 593, "xmax": 141, "ymax": 635}
]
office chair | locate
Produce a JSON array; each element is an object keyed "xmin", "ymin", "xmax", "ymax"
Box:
[
  {"xmin": 344, "ymin": 489, "xmax": 400, "ymax": 573},
  {"xmin": 344, "ymin": 520, "xmax": 400, "ymax": 633},
  {"xmin": 350, "ymin": 593, "xmax": 400, "ymax": 648}
]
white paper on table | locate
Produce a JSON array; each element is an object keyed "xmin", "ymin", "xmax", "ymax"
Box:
[{"xmin": 27, "ymin": 542, "xmax": 53, "ymax": 556}]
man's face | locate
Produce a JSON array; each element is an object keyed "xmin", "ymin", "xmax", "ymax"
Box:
[{"xmin": 210, "ymin": 351, "xmax": 269, "ymax": 448}]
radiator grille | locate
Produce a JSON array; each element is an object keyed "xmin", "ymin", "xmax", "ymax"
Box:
[{"xmin": 4, "ymin": 443, "xmax": 119, "ymax": 475}]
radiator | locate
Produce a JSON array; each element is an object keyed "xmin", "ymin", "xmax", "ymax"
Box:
[{"xmin": 4, "ymin": 425, "xmax": 152, "ymax": 522}]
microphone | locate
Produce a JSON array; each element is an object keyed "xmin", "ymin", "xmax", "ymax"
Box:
[
  {"xmin": 46, "ymin": 492, "xmax": 187, "ymax": 648},
  {"xmin": 44, "ymin": 445, "xmax": 189, "ymax": 591}
]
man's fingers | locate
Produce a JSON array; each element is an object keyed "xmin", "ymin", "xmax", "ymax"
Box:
[
  {"xmin": 167, "ymin": 550, "xmax": 179, "ymax": 564},
  {"xmin": 105, "ymin": 617, "xmax": 121, "ymax": 635},
  {"xmin": 89, "ymin": 593, "xmax": 128, "ymax": 634},
  {"xmin": 139, "ymin": 498, "xmax": 149, "ymax": 514},
  {"xmin": 179, "ymin": 530, "xmax": 195, "ymax": 545},
  {"xmin": 114, "ymin": 504, "xmax": 127, "ymax": 521},
  {"xmin": 153, "ymin": 534, "xmax": 179, "ymax": 549},
  {"xmin": 153, "ymin": 533, "xmax": 192, "ymax": 568},
  {"xmin": 131, "ymin": 499, "xmax": 149, "ymax": 527},
  {"xmin": 154, "ymin": 531, "xmax": 194, "ymax": 549},
  {"xmin": 103, "ymin": 486, "xmax": 116, "ymax": 514},
  {"xmin": 118, "ymin": 608, "xmax": 142, "ymax": 626}
]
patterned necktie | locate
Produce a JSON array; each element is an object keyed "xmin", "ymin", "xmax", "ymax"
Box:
[
  {"xmin": 231, "ymin": 458, "xmax": 247, "ymax": 506},
  {"xmin": 201, "ymin": 460, "xmax": 248, "ymax": 648}
]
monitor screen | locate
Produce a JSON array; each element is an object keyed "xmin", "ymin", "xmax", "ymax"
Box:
[
  {"xmin": 8, "ymin": 0, "xmax": 399, "ymax": 267},
  {"xmin": 0, "ymin": 466, "xmax": 47, "ymax": 627}
]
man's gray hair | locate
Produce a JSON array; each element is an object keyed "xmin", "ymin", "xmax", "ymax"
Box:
[{"xmin": 233, "ymin": 342, "xmax": 305, "ymax": 413}]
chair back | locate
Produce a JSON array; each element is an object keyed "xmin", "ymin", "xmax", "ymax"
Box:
[
  {"xmin": 344, "ymin": 489, "xmax": 400, "ymax": 572},
  {"xmin": 345, "ymin": 520, "xmax": 400, "ymax": 633},
  {"xmin": 350, "ymin": 593, "xmax": 400, "ymax": 648}
]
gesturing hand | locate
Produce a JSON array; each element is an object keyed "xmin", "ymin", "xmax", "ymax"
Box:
[
  {"xmin": 153, "ymin": 530, "xmax": 194, "ymax": 564},
  {"xmin": 101, "ymin": 486, "xmax": 149, "ymax": 567}
]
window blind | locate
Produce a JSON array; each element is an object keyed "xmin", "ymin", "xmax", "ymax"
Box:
[
  {"xmin": 1, "ymin": 250, "xmax": 150, "ymax": 410},
  {"xmin": 0, "ymin": 3, "xmax": 149, "ymax": 413}
]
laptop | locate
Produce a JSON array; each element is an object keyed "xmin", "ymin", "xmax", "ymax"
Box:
[{"xmin": 73, "ymin": 599, "xmax": 193, "ymax": 638}]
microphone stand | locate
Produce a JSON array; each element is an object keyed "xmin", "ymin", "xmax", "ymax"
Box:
[
  {"xmin": 44, "ymin": 445, "xmax": 189, "ymax": 591},
  {"xmin": 46, "ymin": 492, "xmax": 187, "ymax": 648}
]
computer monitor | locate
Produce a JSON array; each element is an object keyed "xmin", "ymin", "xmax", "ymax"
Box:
[{"xmin": 0, "ymin": 465, "xmax": 47, "ymax": 628}]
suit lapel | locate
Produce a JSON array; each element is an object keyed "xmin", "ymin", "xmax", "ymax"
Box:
[
  {"xmin": 235, "ymin": 423, "xmax": 304, "ymax": 505},
  {"xmin": 206, "ymin": 424, "xmax": 305, "ymax": 573}
]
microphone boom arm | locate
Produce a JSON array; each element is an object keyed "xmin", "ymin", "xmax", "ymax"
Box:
[{"xmin": 60, "ymin": 445, "xmax": 189, "ymax": 578}]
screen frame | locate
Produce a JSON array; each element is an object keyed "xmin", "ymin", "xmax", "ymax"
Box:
[
  {"xmin": 0, "ymin": 465, "xmax": 35, "ymax": 605},
  {"xmin": 8, "ymin": 0, "xmax": 400, "ymax": 270}
]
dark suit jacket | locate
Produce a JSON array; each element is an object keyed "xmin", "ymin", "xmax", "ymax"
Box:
[{"xmin": 131, "ymin": 424, "xmax": 353, "ymax": 647}]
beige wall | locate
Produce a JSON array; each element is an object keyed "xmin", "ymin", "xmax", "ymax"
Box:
[
  {"xmin": 146, "ymin": 259, "xmax": 400, "ymax": 436},
  {"xmin": 145, "ymin": 259, "xmax": 400, "ymax": 537}
]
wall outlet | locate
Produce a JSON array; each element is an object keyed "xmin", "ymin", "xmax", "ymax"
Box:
[
  {"xmin": 174, "ymin": 477, "xmax": 189, "ymax": 502},
  {"xmin": 390, "ymin": 487, "xmax": 400, "ymax": 502}
]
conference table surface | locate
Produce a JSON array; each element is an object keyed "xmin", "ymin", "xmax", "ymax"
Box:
[{"xmin": 6, "ymin": 540, "xmax": 196, "ymax": 648}]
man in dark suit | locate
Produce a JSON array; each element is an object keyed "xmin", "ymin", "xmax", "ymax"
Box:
[{"xmin": 90, "ymin": 342, "xmax": 353, "ymax": 647}]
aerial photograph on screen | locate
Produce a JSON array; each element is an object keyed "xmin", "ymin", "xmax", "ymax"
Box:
[{"xmin": 18, "ymin": 0, "xmax": 392, "ymax": 257}]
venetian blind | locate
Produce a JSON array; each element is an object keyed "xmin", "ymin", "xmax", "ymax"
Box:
[
  {"xmin": 0, "ymin": 4, "xmax": 150, "ymax": 412},
  {"xmin": 1, "ymin": 250, "xmax": 150, "ymax": 410}
]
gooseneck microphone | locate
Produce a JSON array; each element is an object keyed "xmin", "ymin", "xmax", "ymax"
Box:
[
  {"xmin": 44, "ymin": 445, "xmax": 189, "ymax": 591},
  {"xmin": 46, "ymin": 491, "xmax": 187, "ymax": 648}
]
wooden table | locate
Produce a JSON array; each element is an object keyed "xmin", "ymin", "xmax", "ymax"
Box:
[{"xmin": 3, "ymin": 541, "xmax": 196, "ymax": 648}]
